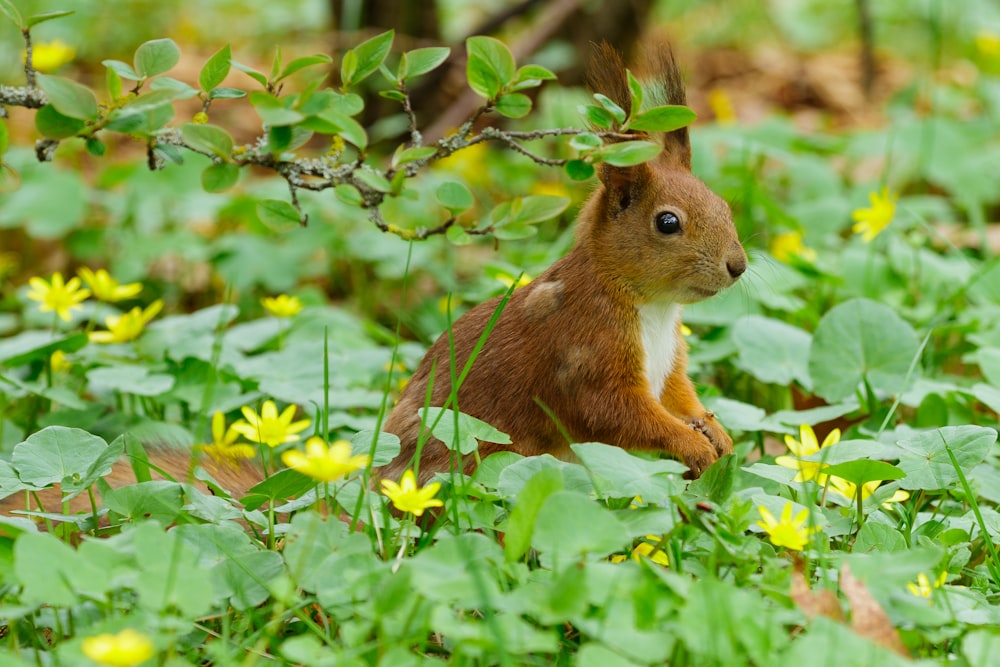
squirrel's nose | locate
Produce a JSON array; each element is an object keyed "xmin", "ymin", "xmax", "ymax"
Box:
[{"xmin": 726, "ymin": 253, "xmax": 747, "ymax": 279}]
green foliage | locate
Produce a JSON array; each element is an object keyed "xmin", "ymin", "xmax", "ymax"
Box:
[{"xmin": 2, "ymin": 1, "xmax": 1000, "ymax": 664}]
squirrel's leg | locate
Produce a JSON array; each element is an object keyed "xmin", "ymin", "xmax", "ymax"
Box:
[{"xmin": 660, "ymin": 359, "xmax": 733, "ymax": 458}]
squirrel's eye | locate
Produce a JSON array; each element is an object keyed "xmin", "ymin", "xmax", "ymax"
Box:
[{"xmin": 654, "ymin": 211, "xmax": 681, "ymax": 235}]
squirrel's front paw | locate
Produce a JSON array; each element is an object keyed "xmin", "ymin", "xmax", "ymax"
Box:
[
  {"xmin": 689, "ymin": 411, "xmax": 733, "ymax": 457},
  {"xmin": 677, "ymin": 434, "xmax": 718, "ymax": 479}
]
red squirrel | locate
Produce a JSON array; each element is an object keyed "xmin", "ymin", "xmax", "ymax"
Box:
[{"xmin": 381, "ymin": 44, "xmax": 747, "ymax": 482}]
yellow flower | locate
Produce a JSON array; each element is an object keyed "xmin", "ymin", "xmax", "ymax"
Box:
[
  {"xmin": 976, "ymin": 31, "xmax": 1000, "ymax": 58},
  {"xmin": 26, "ymin": 272, "xmax": 91, "ymax": 322},
  {"xmin": 89, "ymin": 300, "xmax": 163, "ymax": 344},
  {"xmin": 770, "ymin": 231, "xmax": 817, "ymax": 264},
  {"xmin": 24, "ymin": 39, "xmax": 76, "ymax": 73},
  {"xmin": 851, "ymin": 187, "xmax": 897, "ymax": 243},
  {"xmin": 756, "ymin": 503, "xmax": 819, "ymax": 551},
  {"xmin": 624, "ymin": 535, "xmax": 670, "ymax": 566},
  {"xmin": 230, "ymin": 400, "xmax": 311, "ymax": 448},
  {"xmin": 261, "ymin": 294, "xmax": 303, "ymax": 318},
  {"xmin": 282, "ymin": 437, "xmax": 370, "ymax": 482},
  {"xmin": 775, "ymin": 424, "xmax": 841, "ymax": 484},
  {"xmin": 50, "ymin": 350, "xmax": 71, "ymax": 373},
  {"xmin": 78, "ymin": 268, "xmax": 143, "ymax": 302},
  {"xmin": 495, "ymin": 271, "xmax": 532, "ymax": 289},
  {"xmin": 907, "ymin": 571, "xmax": 947, "ymax": 599},
  {"xmin": 197, "ymin": 411, "xmax": 256, "ymax": 465},
  {"xmin": 81, "ymin": 628, "xmax": 154, "ymax": 667},
  {"xmin": 707, "ymin": 88, "xmax": 736, "ymax": 125},
  {"xmin": 380, "ymin": 469, "xmax": 443, "ymax": 516}
]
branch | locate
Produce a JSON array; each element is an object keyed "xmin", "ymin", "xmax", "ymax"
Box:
[{"xmin": 0, "ymin": 84, "xmax": 47, "ymax": 109}]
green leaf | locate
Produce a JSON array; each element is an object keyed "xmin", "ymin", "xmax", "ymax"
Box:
[
  {"xmin": 420, "ymin": 407, "xmax": 511, "ymax": 455},
  {"xmin": 509, "ymin": 194, "xmax": 570, "ymax": 225},
  {"xmin": 35, "ymin": 104, "xmax": 85, "ymax": 139},
  {"xmin": 399, "ymin": 46, "xmax": 449, "ymax": 80},
  {"xmin": 36, "ymin": 73, "xmax": 98, "ymax": 120},
  {"xmin": 201, "ymin": 162, "xmax": 240, "ymax": 192},
  {"xmin": 594, "ymin": 93, "xmax": 626, "ymax": 124},
  {"xmin": 181, "ymin": 122, "xmax": 234, "ymax": 158},
  {"xmin": 266, "ymin": 124, "xmax": 293, "ymax": 152},
  {"xmin": 466, "ymin": 55, "xmax": 502, "ymax": 99},
  {"xmin": 134, "ymin": 38, "xmax": 180, "ymax": 78},
  {"xmin": 466, "ymin": 36, "xmax": 516, "ymax": 97},
  {"xmin": 334, "ymin": 183, "xmax": 363, "ymax": 206},
  {"xmin": 102, "ymin": 59, "xmax": 139, "ymax": 81},
  {"xmin": 566, "ymin": 159, "xmax": 595, "ymax": 181},
  {"xmin": 495, "ymin": 92, "xmax": 531, "ymax": 118},
  {"xmin": 569, "ymin": 132, "xmax": 602, "ymax": 151},
  {"xmin": 572, "ymin": 442, "xmax": 687, "ymax": 503},
  {"xmin": 627, "ymin": 70, "xmax": 643, "ymax": 115},
  {"xmin": 149, "ymin": 76, "xmax": 198, "ymax": 98},
  {"xmin": 209, "ymin": 87, "xmax": 246, "ymax": 100},
  {"xmin": 392, "ymin": 145, "xmax": 437, "ymax": 167},
  {"xmin": 599, "ymin": 140, "xmax": 661, "ymax": 167},
  {"xmin": 732, "ymin": 315, "xmax": 812, "ymax": 387},
  {"xmin": 249, "ymin": 91, "xmax": 305, "ymax": 126},
  {"xmin": 627, "ymin": 105, "xmax": 697, "ymax": 132},
  {"xmin": 531, "ymin": 490, "xmax": 629, "ymax": 562},
  {"xmin": 354, "ymin": 169, "xmax": 392, "ymax": 193},
  {"xmin": 199, "ymin": 44, "xmax": 232, "ymax": 91},
  {"xmin": 893, "ymin": 426, "xmax": 996, "ymax": 491},
  {"xmin": 303, "ymin": 109, "xmax": 367, "ymax": 149},
  {"xmin": 0, "ymin": 119, "xmax": 7, "ymax": 157},
  {"xmin": 242, "ymin": 468, "xmax": 316, "ymax": 511},
  {"xmin": 278, "ymin": 54, "xmax": 333, "ymax": 82},
  {"xmin": 342, "ymin": 30, "xmax": 394, "ymax": 86},
  {"xmin": 0, "ymin": 331, "xmax": 88, "ymax": 367},
  {"xmin": 808, "ymin": 298, "xmax": 920, "ymax": 402},
  {"xmin": 61, "ymin": 435, "xmax": 125, "ymax": 499},
  {"xmin": 87, "ymin": 366, "xmax": 175, "ymax": 396},
  {"xmin": 503, "ymin": 467, "xmax": 564, "ymax": 561},
  {"xmin": 823, "ymin": 460, "xmax": 905, "ymax": 487},
  {"xmin": 26, "ymin": 10, "xmax": 74, "ymax": 28},
  {"xmin": 106, "ymin": 66, "xmax": 122, "ymax": 99},
  {"xmin": 12, "ymin": 426, "xmax": 109, "ymax": 486},
  {"xmin": 231, "ymin": 60, "xmax": 268, "ymax": 87},
  {"xmin": 256, "ymin": 199, "xmax": 302, "ymax": 231},
  {"xmin": 15, "ymin": 533, "xmax": 107, "ymax": 606},
  {"xmin": 513, "ymin": 63, "xmax": 556, "ymax": 88},
  {"xmin": 0, "ymin": 0, "xmax": 24, "ymax": 29},
  {"xmin": 854, "ymin": 522, "xmax": 907, "ymax": 553},
  {"xmin": 580, "ymin": 103, "xmax": 616, "ymax": 128},
  {"xmin": 436, "ymin": 181, "xmax": 474, "ymax": 214},
  {"xmin": 84, "ymin": 137, "xmax": 106, "ymax": 156}
]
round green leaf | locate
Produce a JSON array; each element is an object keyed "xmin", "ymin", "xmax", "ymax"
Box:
[
  {"xmin": 495, "ymin": 92, "xmax": 531, "ymax": 118},
  {"xmin": 84, "ymin": 137, "xmax": 106, "ymax": 156},
  {"xmin": 566, "ymin": 159, "xmax": 595, "ymax": 181},
  {"xmin": 628, "ymin": 104, "xmax": 697, "ymax": 133},
  {"xmin": 436, "ymin": 181, "xmax": 474, "ymax": 213},
  {"xmin": 12, "ymin": 426, "xmax": 109, "ymax": 486},
  {"xmin": 531, "ymin": 490, "xmax": 629, "ymax": 561},
  {"xmin": 893, "ymin": 425, "xmax": 996, "ymax": 491},
  {"xmin": 335, "ymin": 183, "xmax": 364, "ymax": 207},
  {"xmin": 599, "ymin": 140, "xmax": 661, "ymax": 167},
  {"xmin": 808, "ymin": 298, "xmax": 920, "ymax": 402},
  {"xmin": 257, "ymin": 199, "xmax": 302, "ymax": 230},
  {"xmin": 181, "ymin": 122, "xmax": 234, "ymax": 158},
  {"xmin": 134, "ymin": 38, "xmax": 180, "ymax": 78},
  {"xmin": 400, "ymin": 46, "xmax": 450, "ymax": 80},
  {"xmin": 732, "ymin": 315, "xmax": 812, "ymax": 387},
  {"xmin": 36, "ymin": 73, "xmax": 98, "ymax": 120},
  {"xmin": 0, "ymin": 119, "xmax": 7, "ymax": 157},
  {"xmin": 201, "ymin": 162, "xmax": 240, "ymax": 192},
  {"xmin": 35, "ymin": 104, "xmax": 85, "ymax": 138},
  {"xmin": 466, "ymin": 36, "xmax": 515, "ymax": 96},
  {"xmin": 822, "ymin": 460, "xmax": 905, "ymax": 487}
]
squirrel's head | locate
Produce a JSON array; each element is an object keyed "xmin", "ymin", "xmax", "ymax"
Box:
[{"xmin": 580, "ymin": 44, "xmax": 747, "ymax": 305}]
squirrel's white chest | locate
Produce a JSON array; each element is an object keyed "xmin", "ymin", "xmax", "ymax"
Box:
[{"xmin": 637, "ymin": 301, "xmax": 682, "ymax": 399}]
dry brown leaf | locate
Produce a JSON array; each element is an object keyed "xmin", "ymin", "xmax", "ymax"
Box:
[
  {"xmin": 790, "ymin": 557, "xmax": 844, "ymax": 622},
  {"xmin": 840, "ymin": 564, "xmax": 910, "ymax": 658}
]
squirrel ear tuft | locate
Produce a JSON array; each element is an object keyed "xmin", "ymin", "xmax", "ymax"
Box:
[
  {"xmin": 646, "ymin": 46, "xmax": 692, "ymax": 170},
  {"xmin": 587, "ymin": 42, "xmax": 631, "ymax": 125}
]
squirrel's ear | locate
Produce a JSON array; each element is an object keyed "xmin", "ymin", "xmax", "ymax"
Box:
[{"xmin": 598, "ymin": 162, "xmax": 651, "ymax": 212}]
